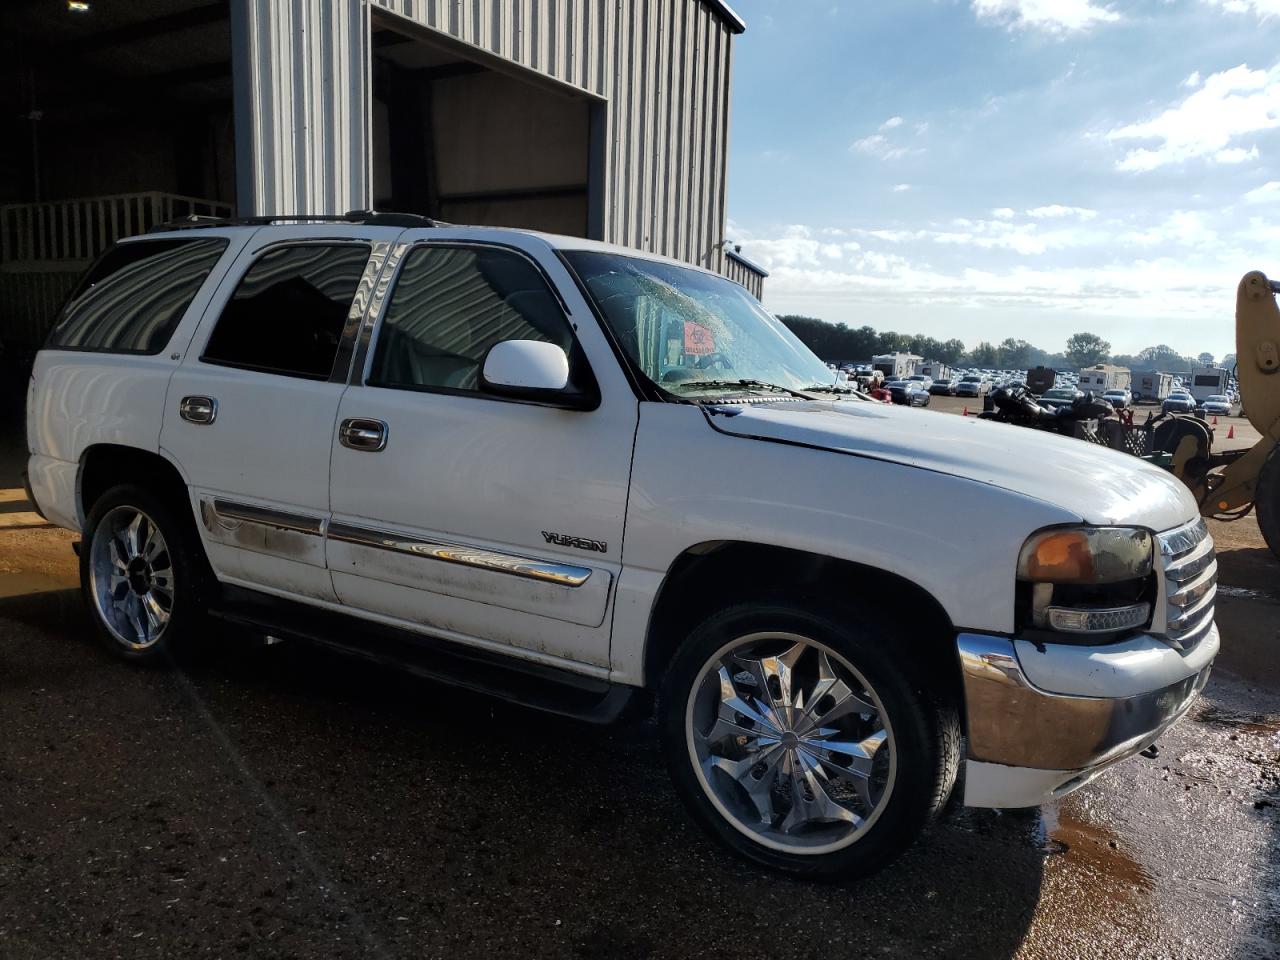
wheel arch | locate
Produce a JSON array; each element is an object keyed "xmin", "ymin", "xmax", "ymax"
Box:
[
  {"xmin": 642, "ymin": 541, "xmax": 963, "ymax": 715},
  {"xmin": 77, "ymin": 443, "xmax": 193, "ymax": 528}
]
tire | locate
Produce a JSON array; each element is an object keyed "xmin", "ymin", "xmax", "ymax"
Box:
[
  {"xmin": 80, "ymin": 483, "xmax": 211, "ymax": 665},
  {"xmin": 1256, "ymin": 446, "xmax": 1280, "ymax": 563},
  {"xmin": 658, "ymin": 602, "xmax": 960, "ymax": 880}
]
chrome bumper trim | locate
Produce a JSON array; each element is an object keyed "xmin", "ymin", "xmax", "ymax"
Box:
[
  {"xmin": 327, "ymin": 521, "xmax": 593, "ymax": 587},
  {"xmin": 957, "ymin": 632, "xmax": 1210, "ymax": 772}
]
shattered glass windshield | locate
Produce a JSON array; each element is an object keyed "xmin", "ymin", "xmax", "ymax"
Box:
[{"xmin": 563, "ymin": 250, "xmax": 834, "ymax": 397}]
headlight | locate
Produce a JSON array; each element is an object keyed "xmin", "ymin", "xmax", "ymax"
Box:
[
  {"xmin": 1016, "ymin": 526, "xmax": 1155, "ymax": 637},
  {"xmin": 1017, "ymin": 527, "xmax": 1153, "ymax": 584}
]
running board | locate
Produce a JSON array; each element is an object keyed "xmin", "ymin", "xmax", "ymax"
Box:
[{"xmin": 208, "ymin": 585, "xmax": 645, "ymax": 725}]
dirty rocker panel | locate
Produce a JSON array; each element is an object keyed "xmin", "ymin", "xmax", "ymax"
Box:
[{"xmin": 208, "ymin": 585, "xmax": 642, "ymax": 724}]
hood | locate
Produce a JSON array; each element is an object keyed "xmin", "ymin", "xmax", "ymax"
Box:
[{"xmin": 705, "ymin": 399, "xmax": 1197, "ymax": 531}]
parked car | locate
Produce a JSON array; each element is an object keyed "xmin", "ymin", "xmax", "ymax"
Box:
[
  {"xmin": 954, "ymin": 375, "xmax": 989, "ymax": 397},
  {"xmin": 1200, "ymin": 395, "xmax": 1234, "ymax": 417},
  {"xmin": 928, "ymin": 378, "xmax": 956, "ymax": 396},
  {"xmin": 1037, "ymin": 387, "xmax": 1083, "ymax": 411},
  {"xmin": 24, "ymin": 218, "xmax": 1218, "ymax": 881},
  {"xmin": 887, "ymin": 379, "xmax": 931, "ymax": 406},
  {"xmin": 1102, "ymin": 389, "xmax": 1132, "ymax": 410},
  {"xmin": 1163, "ymin": 390, "xmax": 1196, "ymax": 414},
  {"xmin": 907, "ymin": 374, "xmax": 934, "ymax": 391}
]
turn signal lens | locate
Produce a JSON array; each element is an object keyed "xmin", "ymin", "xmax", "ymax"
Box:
[
  {"xmin": 1046, "ymin": 603, "xmax": 1150, "ymax": 634},
  {"xmin": 1017, "ymin": 527, "xmax": 1153, "ymax": 584}
]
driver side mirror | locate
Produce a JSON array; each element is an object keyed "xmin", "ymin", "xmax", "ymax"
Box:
[{"xmin": 481, "ymin": 340, "xmax": 593, "ymax": 409}]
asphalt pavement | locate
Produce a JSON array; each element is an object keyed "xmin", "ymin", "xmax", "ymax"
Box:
[{"xmin": 1, "ymin": 417, "xmax": 1277, "ymax": 960}]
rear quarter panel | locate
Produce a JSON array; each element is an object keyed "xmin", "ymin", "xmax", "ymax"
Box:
[{"xmin": 25, "ymin": 231, "xmax": 251, "ymax": 531}]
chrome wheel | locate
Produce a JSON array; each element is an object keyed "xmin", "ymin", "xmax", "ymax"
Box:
[
  {"xmin": 685, "ymin": 632, "xmax": 896, "ymax": 855},
  {"xmin": 88, "ymin": 506, "xmax": 174, "ymax": 650}
]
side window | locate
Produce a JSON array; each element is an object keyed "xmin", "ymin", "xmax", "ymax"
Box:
[
  {"xmin": 48, "ymin": 238, "xmax": 228, "ymax": 354},
  {"xmin": 202, "ymin": 243, "xmax": 371, "ymax": 380},
  {"xmin": 369, "ymin": 245, "xmax": 577, "ymax": 394}
]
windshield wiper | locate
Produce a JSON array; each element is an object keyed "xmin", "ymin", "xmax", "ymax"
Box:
[{"xmin": 669, "ymin": 379, "xmax": 823, "ymax": 401}]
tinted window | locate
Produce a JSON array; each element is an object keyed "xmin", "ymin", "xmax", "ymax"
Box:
[
  {"xmin": 1193, "ymin": 374, "xmax": 1221, "ymax": 386},
  {"xmin": 48, "ymin": 238, "xmax": 227, "ymax": 354},
  {"xmin": 203, "ymin": 243, "xmax": 371, "ymax": 380},
  {"xmin": 369, "ymin": 245, "xmax": 577, "ymax": 394}
]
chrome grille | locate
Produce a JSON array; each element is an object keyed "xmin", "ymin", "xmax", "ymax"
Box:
[{"xmin": 1159, "ymin": 519, "xmax": 1216, "ymax": 650}]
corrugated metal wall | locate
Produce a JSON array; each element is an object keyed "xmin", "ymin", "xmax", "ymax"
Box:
[{"xmin": 232, "ymin": 0, "xmax": 738, "ymax": 273}]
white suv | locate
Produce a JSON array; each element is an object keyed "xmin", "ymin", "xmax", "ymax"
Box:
[{"xmin": 25, "ymin": 217, "xmax": 1218, "ymax": 879}]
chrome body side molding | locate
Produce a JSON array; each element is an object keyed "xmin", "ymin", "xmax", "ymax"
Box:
[
  {"xmin": 197, "ymin": 496, "xmax": 328, "ymax": 570},
  {"xmin": 327, "ymin": 521, "xmax": 592, "ymax": 587}
]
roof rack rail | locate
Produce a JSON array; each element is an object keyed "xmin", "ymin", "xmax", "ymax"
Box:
[{"xmin": 150, "ymin": 210, "xmax": 441, "ymax": 232}]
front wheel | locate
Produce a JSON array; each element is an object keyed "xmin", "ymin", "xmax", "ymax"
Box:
[
  {"xmin": 80, "ymin": 484, "xmax": 209, "ymax": 664},
  {"xmin": 658, "ymin": 603, "xmax": 959, "ymax": 880}
]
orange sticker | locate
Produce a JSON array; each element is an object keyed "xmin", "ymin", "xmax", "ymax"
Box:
[{"xmin": 684, "ymin": 321, "xmax": 715, "ymax": 355}]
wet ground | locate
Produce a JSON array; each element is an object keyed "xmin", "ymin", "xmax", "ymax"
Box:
[{"xmin": 1, "ymin": 425, "xmax": 1278, "ymax": 959}]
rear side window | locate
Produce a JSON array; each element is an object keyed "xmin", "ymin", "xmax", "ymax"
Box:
[
  {"xmin": 369, "ymin": 245, "xmax": 577, "ymax": 394},
  {"xmin": 48, "ymin": 238, "xmax": 228, "ymax": 354},
  {"xmin": 202, "ymin": 243, "xmax": 371, "ymax": 380}
]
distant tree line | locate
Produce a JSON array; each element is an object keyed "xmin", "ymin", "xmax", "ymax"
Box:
[{"xmin": 776, "ymin": 315, "xmax": 1230, "ymax": 373}]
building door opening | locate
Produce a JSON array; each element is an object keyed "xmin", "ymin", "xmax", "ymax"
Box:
[{"xmin": 370, "ymin": 13, "xmax": 602, "ymax": 238}]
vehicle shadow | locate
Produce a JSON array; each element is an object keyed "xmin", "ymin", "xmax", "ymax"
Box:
[
  {"xmin": 183, "ymin": 624, "xmax": 1048, "ymax": 957},
  {"xmin": 0, "ymin": 597, "xmax": 1046, "ymax": 959}
]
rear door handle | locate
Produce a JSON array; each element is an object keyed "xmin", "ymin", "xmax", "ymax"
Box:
[
  {"xmin": 179, "ymin": 395, "xmax": 217, "ymax": 425},
  {"xmin": 339, "ymin": 417, "xmax": 388, "ymax": 452}
]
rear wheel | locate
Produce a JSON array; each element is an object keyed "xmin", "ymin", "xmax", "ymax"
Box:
[
  {"xmin": 81, "ymin": 484, "xmax": 209, "ymax": 664},
  {"xmin": 658, "ymin": 602, "xmax": 959, "ymax": 880}
]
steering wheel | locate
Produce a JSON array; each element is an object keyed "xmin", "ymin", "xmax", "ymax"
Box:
[{"xmin": 695, "ymin": 352, "xmax": 733, "ymax": 371}]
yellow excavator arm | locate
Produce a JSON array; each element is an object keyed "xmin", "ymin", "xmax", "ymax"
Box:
[{"xmin": 1206, "ymin": 273, "xmax": 1280, "ymax": 553}]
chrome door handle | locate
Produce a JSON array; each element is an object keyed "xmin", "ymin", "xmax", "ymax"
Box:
[
  {"xmin": 179, "ymin": 395, "xmax": 217, "ymax": 425},
  {"xmin": 339, "ymin": 417, "xmax": 388, "ymax": 452}
]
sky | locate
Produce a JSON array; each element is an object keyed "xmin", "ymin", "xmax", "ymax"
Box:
[{"xmin": 723, "ymin": 0, "xmax": 1280, "ymax": 359}]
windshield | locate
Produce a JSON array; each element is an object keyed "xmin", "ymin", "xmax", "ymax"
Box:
[
  {"xmin": 563, "ymin": 250, "xmax": 833, "ymax": 396},
  {"xmin": 1207, "ymin": 395, "xmax": 1228, "ymax": 402}
]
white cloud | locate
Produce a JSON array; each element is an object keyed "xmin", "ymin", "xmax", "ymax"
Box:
[
  {"xmin": 1203, "ymin": 0, "xmax": 1280, "ymax": 17},
  {"xmin": 880, "ymin": 116, "xmax": 905, "ymax": 130},
  {"xmin": 1184, "ymin": 71, "xmax": 1202, "ymax": 88},
  {"xmin": 1214, "ymin": 145, "xmax": 1260, "ymax": 163},
  {"xmin": 851, "ymin": 133, "xmax": 924, "ymax": 162},
  {"xmin": 1106, "ymin": 63, "xmax": 1280, "ymax": 172},
  {"xmin": 892, "ymin": 183, "xmax": 912, "ymax": 192},
  {"xmin": 971, "ymin": 0, "xmax": 1119, "ymax": 33},
  {"xmin": 1026, "ymin": 204, "xmax": 1098, "ymax": 219},
  {"xmin": 992, "ymin": 207, "xmax": 1016, "ymax": 219},
  {"xmin": 1245, "ymin": 180, "xmax": 1280, "ymax": 201},
  {"xmin": 728, "ymin": 217, "xmax": 1245, "ymax": 355}
]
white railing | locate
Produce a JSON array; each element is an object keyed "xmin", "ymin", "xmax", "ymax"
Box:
[{"xmin": 0, "ymin": 192, "xmax": 234, "ymax": 264}]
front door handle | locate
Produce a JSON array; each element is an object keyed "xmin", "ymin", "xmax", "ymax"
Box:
[
  {"xmin": 179, "ymin": 395, "xmax": 218, "ymax": 425},
  {"xmin": 339, "ymin": 417, "xmax": 388, "ymax": 452}
]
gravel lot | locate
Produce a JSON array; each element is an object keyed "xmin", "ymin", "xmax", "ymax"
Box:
[{"xmin": 1, "ymin": 408, "xmax": 1277, "ymax": 960}]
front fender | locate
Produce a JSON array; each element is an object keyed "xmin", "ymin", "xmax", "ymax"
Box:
[{"xmin": 609, "ymin": 404, "xmax": 1079, "ymax": 684}]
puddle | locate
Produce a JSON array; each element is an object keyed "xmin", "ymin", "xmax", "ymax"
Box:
[
  {"xmin": 1196, "ymin": 704, "xmax": 1280, "ymax": 737},
  {"xmin": 1218, "ymin": 584, "xmax": 1280, "ymax": 603},
  {"xmin": 1036, "ymin": 803, "xmax": 1154, "ymax": 894}
]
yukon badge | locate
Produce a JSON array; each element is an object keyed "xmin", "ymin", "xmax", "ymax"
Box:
[{"xmin": 542, "ymin": 531, "xmax": 608, "ymax": 553}]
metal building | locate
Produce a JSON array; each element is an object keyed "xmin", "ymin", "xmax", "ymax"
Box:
[{"xmin": 0, "ymin": 0, "xmax": 764, "ymax": 357}]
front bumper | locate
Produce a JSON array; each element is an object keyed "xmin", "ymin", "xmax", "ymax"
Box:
[{"xmin": 957, "ymin": 629, "xmax": 1215, "ymax": 808}]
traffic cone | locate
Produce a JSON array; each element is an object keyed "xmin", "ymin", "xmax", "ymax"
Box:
[
  {"xmin": 963, "ymin": 406, "xmax": 969, "ymax": 417},
  {"xmin": 1212, "ymin": 415, "xmax": 1219, "ymax": 426},
  {"xmin": 1227, "ymin": 425, "xmax": 1235, "ymax": 439}
]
